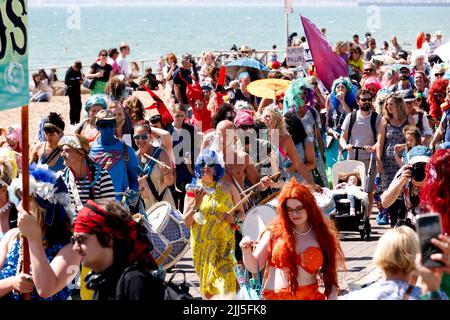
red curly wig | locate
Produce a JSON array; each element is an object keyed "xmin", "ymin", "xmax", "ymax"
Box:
[
  {"xmin": 420, "ymin": 149, "xmax": 450, "ymax": 233},
  {"xmin": 270, "ymin": 178, "xmax": 345, "ymax": 297},
  {"xmin": 428, "ymin": 78, "xmax": 449, "ymax": 120}
]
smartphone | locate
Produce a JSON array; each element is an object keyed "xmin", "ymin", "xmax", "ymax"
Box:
[{"xmin": 416, "ymin": 213, "xmax": 445, "ymax": 268}]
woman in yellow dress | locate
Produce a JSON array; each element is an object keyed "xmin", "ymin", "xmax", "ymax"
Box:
[{"xmin": 183, "ymin": 149, "xmax": 244, "ymax": 299}]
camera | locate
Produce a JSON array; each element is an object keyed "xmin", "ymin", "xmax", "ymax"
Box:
[{"xmin": 411, "ymin": 162, "xmax": 426, "ymax": 182}]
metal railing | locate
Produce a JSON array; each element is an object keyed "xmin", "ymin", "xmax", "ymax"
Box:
[{"xmin": 29, "ymin": 49, "xmax": 286, "ymax": 78}]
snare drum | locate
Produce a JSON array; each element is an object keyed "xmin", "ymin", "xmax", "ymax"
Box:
[
  {"xmin": 144, "ymin": 201, "xmax": 190, "ymax": 270},
  {"xmin": 313, "ymin": 187, "xmax": 335, "ymax": 217},
  {"xmin": 242, "ymin": 204, "xmax": 277, "ymax": 241}
]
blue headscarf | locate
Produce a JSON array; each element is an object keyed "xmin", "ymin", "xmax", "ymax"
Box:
[{"xmin": 83, "ymin": 94, "xmax": 108, "ymax": 117}]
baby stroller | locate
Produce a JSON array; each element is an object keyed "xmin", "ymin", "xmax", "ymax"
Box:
[{"xmin": 330, "ymin": 146, "xmax": 372, "ymax": 240}]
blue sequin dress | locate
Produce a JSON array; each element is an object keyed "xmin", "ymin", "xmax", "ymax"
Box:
[{"xmin": 0, "ymin": 238, "xmax": 71, "ymax": 300}]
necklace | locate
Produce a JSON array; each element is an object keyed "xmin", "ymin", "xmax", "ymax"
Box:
[
  {"xmin": 0, "ymin": 202, "xmax": 11, "ymax": 216},
  {"xmin": 293, "ymin": 224, "xmax": 312, "ymax": 236}
]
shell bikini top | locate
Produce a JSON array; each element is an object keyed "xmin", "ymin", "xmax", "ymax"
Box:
[{"xmin": 267, "ymin": 235, "xmax": 324, "ymax": 274}]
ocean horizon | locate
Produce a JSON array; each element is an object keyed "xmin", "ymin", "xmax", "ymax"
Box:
[{"xmin": 28, "ymin": 4, "xmax": 450, "ymax": 76}]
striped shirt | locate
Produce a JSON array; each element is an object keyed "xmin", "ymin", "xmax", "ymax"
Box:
[{"xmin": 62, "ymin": 167, "xmax": 116, "ymax": 213}]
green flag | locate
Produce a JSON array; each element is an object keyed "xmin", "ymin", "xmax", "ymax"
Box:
[{"xmin": 0, "ymin": 0, "xmax": 28, "ymax": 110}]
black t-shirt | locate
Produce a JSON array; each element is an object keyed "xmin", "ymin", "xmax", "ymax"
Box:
[
  {"xmin": 90, "ymin": 62, "xmax": 113, "ymax": 82},
  {"xmin": 172, "ymin": 67, "xmax": 192, "ymax": 104},
  {"xmin": 88, "ymin": 264, "xmax": 165, "ymax": 301},
  {"xmin": 64, "ymin": 67, "xmax": 82, "ymax": 93},
  {"xmin": 230, "ymin": 89, "xmax": 256, "ymax": 107}
]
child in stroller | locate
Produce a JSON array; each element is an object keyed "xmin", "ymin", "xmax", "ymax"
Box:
[{"xmin": 331, "ymin": 172, "xmax": 369, "ymax": 216}]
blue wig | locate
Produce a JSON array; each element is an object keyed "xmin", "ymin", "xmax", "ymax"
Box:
[
  {"xmin": 194, "ymin": 149, "xmax": 225, "ymax": 182},
  {"xmin": 329, "ymin": 77, "xmax": 358, "ymax": 111}
]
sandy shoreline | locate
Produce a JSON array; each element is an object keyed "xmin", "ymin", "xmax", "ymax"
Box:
[{"xmin": 0, "ymin": 90, "xmax": 164, "ymax": 146}]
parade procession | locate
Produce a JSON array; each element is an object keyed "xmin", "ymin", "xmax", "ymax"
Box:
[{"xmin": 0, "ymin": 0, "xmax": 450, "ymax": 311}]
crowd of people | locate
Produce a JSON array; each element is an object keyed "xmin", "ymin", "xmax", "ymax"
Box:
[{"xmin": 1, "ymin": 31, "xmax": 450, "ymax": 301}]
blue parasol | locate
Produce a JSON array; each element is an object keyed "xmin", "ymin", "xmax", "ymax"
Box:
[{"xmin": 225, "ymin": 58, "xmax": 271, "ymax": 81}]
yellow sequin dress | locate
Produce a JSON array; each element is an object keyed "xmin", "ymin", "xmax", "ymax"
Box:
[{"xmin": 190, "ymin": 182, "xmax": 237, "ymax": 297}]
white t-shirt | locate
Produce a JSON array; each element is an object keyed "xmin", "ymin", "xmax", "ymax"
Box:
[
  {"xmin": 116, "ymin": 55, "xmax": 130, "ymax": 77},
  {"xmin": 341, "ymin": 110, "xmax": 381, "ymax": 160}
]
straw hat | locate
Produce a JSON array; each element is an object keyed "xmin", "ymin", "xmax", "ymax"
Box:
[{"xmin": 239, "ymin": 45, "xmax": 252, "ymax": 53}]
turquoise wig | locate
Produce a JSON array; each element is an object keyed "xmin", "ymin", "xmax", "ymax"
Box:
[{"xmin": 282, "ymin": 78, "xmax": 313, "ymax": 115}]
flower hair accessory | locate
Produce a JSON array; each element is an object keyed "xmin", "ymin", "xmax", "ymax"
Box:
[{"xmin": 8, "ymin": 163, "xmax": 75, "ymax": 224}]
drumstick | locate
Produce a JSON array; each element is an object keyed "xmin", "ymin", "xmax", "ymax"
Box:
[
  {"xmin": 240, "ymin": 171, "xmax": 281, "ymax": 195},
  {"xmin": 228, "ymin": 191, "xmax": 255, "ymax": 216},
  {"xmin": 143, "ymin": 153, "xmax": 171, "ymax": 170},
  {"xmin": 254, "ymin": 157, "xmax": 271, "ymax": 169}
]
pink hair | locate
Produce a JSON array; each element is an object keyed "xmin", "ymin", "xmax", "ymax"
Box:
[{"xmin": 363, "ymin": 76, "xmax": 382, "ymax": 93}]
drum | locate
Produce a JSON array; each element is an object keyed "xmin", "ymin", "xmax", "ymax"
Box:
[
  {"xmin": 313, "ymin": 187, "xmax": 335, "ymax": 217},
  {"xmin": 144, "ymin": 201, "xmax": 190, "ymax": 270},
  {"xmin": 242, "ymin": 204, "xmax": 277, "ymax": 241}
]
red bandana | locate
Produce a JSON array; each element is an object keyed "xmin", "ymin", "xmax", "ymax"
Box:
[{"xmin": 74, "ymin": 200, "xmax": 154, "ymax": 266}]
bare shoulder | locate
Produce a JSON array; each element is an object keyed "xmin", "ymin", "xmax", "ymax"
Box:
[
  {"xmin": 1, "ymin": 228, "xmax": 20, "ymax": 251},
  {"xmin": 221, "ymin": 181, "xmax": 237, "ymax": 194}
]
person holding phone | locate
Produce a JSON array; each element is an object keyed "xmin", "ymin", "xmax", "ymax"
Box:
[
  {"xmin": 341, "ymin": 226, "xmax": 448, "ymax": 300},
  {"xmin": 420, "ymin": 148, "xmax": 450, "ymax": 296}
]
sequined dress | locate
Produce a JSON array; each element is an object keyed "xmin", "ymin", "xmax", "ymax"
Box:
[{"xmin": 0, "ymin": 238, "xmax": 71, "ymax": 300}]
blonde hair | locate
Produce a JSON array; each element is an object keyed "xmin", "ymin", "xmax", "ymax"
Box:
[
  {"xmin": 382, "ymin": 94, "xmax": 407, "ymax": 121},
  {"xmin": 373, "ymin": 226, "xmax": 419, "ymax": 275},
  {"xmin": 263, "ymin": 104, "xmax": 288, "ymax": 136}
]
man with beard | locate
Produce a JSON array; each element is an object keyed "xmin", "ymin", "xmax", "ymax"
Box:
[
  {"xmin": 339, "ymin": 89, "xmax": 381, "ymax": 212},
  {"xmin": 389, "ymin": 65, "xmax": 413, "ymax": 96}
]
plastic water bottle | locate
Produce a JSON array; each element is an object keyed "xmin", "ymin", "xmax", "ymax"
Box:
[{"xmin": 185, "ymin": 184, "xmax": 214, "ymax": 195}]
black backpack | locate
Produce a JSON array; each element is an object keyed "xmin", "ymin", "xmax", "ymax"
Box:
[
  {"xmin": 346, "ymin": 110, "xmax": 378, "ymax": 144},
  {"xmin": 159, "ymin": 270, "xmax": 195, "ymax": 300}
]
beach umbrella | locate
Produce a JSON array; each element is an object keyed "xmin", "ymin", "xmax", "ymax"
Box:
[
  {"xmin": 434, "ymin": 41, "xmax": 450, "ymax": 63},
  {"xmin": 225, "ymin": 58, "xmax": 270, "ymax": 81},
  {"xmin": 247, "ymin": 79, "xmax": 291, "ymax": 100}
]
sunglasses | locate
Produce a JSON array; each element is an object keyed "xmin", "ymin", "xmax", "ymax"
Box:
[
  {"xmin": 364, "ymin": 69, "xmax": 374, "ymax": 72},
  {"xmin": 96, "ymin": 121, "xmax": 115, "ymax": 129},
  {"xmin": 174, "ymin": 114, "xmax": 185, "ymax": 118},
  {"xmin": 100, "ymin": 54, "xmax": 108, "ymax": 57},
  {"xmin": 435, "ymin": 73, "xmax": 445, "ymax": 77},
  {"xmin": 359, "ymin": 97, "xmax": 373, "ymax": 102},
  {"xmin": 434, "ymin": 93, "xmax": 446, "ymax": 98},
  {"xmin": 200, "ymin": 161, "xmax": 215, "ymax": 168},
  {"xmin": 311, "ymin": 82, "xmax": 318, "ymax": 86},
  {"xmin": 238, "ymin": 124, "xmax": 254, "ymax": 130},
  {"xmin": 71, "ymin": 234, "xmax": 88, "ymax": 245},
  {"xmin": 133, "ymin": 134, "xmax": 148, "ymax": 140}
]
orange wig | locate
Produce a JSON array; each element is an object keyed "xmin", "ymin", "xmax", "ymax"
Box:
[{"xmin": 271, "ymin": 178, "xmax": 345, "ymax": 297}]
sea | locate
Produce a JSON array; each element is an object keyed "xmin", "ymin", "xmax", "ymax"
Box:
[{"xmin": 28, "ymin": 4, "xmax": 450, "ymax": 76}]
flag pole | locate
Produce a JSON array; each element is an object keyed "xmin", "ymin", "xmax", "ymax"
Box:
[
  {"xmin": 21, "ymin": 105, "xmax": 31, "ymax": 301},
  {"xmin": 285, "ymin": 11, "xmax": 289, "ymax": 47}
]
